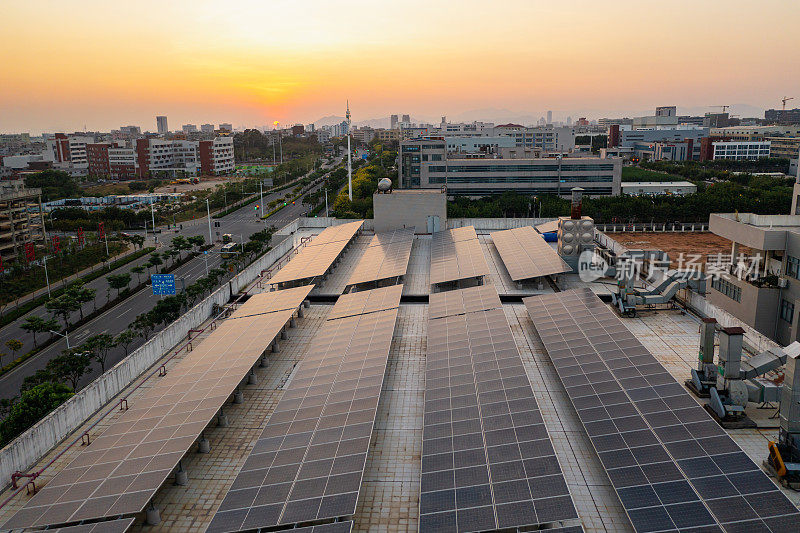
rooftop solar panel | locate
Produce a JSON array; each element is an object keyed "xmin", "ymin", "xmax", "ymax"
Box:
[
  {"xmin": 430, "ymin": 227, "xmax": 490, "ymax": 286},
  {"xmin": 2, "ymin": 286, "xmax": 313, "ymax": 531},
  {"xmin": 428, "ymin": 284, "xmax": 502, "ymax": 320},
  {"xmin": 286, "ymin": 521, "xmax": 353, "ymax": 533},
  {"xmin": 42, "ymin": 517, "xmax": 135, "ymax": 533},
  {"xmin": 346, "ymin": 229, "xmax": 414, "ymax": 287},
  {"xmin": 524, "ymin": 288, "xmax": 800, "ymax": 533},
  {"xmin": 270, "ymin": 222, "xmax": 363, "ymax": 286},
  {"xmin": 536, "ymin": 220, "xmax": 559, "ymax": 234},
  {"xmin": 328, "ymin": 284, "xmax": 403, "ymax": 320},
  {"xmin": 305, "ymin": 221, "xmax": 365, "ymax": 248},
  {"xmin": 368, "ymin": 227, "xmax": 415, "ymax": 247},
  {"xmin": 207, "ymin": 286, "xmax": 402, "ymax": 532},
  {"xmin": 491, "ymin": 226, "xmax": 571, "ymax": 281},
  {"xmin": 421, "ymin": 286, "xmax": 580, "ymax": 533}
]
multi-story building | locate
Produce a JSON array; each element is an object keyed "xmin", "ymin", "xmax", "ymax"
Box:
[
  {"xmin": 766, "ymin": 108, "xmax": 800, "ymax": 125},
  {"xmin": 708, "ymin": 206, "xmax": 800, "ymax": 343},
  {"xmin": 46, "ymin": 133, "xmax": 94, "ymax": 175},
  {"xmin": 491, "ymin": 124, "xmax": 576, "ymax": 152},
  {"xmin": 201, "ymin": 124, "xmax": 215, "ymax": 133},
  {"xmin": 711, "ymin": 141, "xmax": 771, "ymax": 161},
  {"xmin": 85, "ymin": 137, "xmax": 234, "ymax": 179},
  {"xmin": 219, "ymin": 123, "xmax": 232, "ymax": 132},
  {"xmin": 375, "ymin": 129, "xmax": 399, "ymax": 143},
  {"xmin": 156, "ymin": 116, "xmax": 169, "ymax": 135},
  {"xmin": 0, "ymin": 180, "xmax": 46, "ymax": 263},
  {"xmin": 655, "ymin": 106, "xmax": 676, "ymax": 117},
  {"xmin": 768, "ymin": 137, "xmax": 800, "ymax": 160},
  {"xmin": 86, "ymin": 143, "xmax": 137, "ymax": 180},
  {"xmin": 710, "ymin": 125, "xmax": 800, "ymax": 141},
  {"xmin": 399, "ymin": 137, "xmax": 621, "ymax": 196},
  {"xmin": 182, "ymin": 124, "xmax": 197, "ymax": 134}
]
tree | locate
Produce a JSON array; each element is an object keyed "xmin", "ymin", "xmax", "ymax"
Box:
[
  {"xmin": 48, "ymin": 349, "xmax": 92, "ymax": 390},
  {"xmin": 130, "ymin": 234, "xmax": 145, "ymax": 249},
  {"xmin": 83, "ymin": 333, "xmax": 114, "ymax": 372},
  {"xmin": 0, "ymin": 351, "xmax": 5, "ymax": 369},
  {"xmin": 5, "ymin": 339, "xmax": 23, "ymax": 364},
  {"xmin": 45, "ymin": 294, "xmax": 79, "ymax": 329},
  {"xmin": 185, "ymin": 283, "xmax": 205, "ymax": 307},
  {"xmin": 107, "ymin": 273, "xmax": 132, "ymax": 298},
  {"xmin": 63, "ymin": 283, "xmax": 95, "ymax": 320},
  {"xmin": 21, "ymin": 316, "xmax": 58, "ymax": 348},
  {"xmin": 133, "ymin": 312, "xmax": 156, "ymax": 339},
  {"xmin": 131, "ymin": 265, "xmax": 145, "ymax": 284},
  {"xmin": 142, "ymin": 261, "xmax": 153, "ymax": 275},
  {"xmin": 148, "ymin": 252, "xmax": 163, "ymax": 272},
  {"xmin": 187, "ymin": 235, "xmax": 205, "ymax": 251},
  {"xmin": 113, "ymin": 329, "xmax": 137, "ymax": 356},
  {"xmin": 171, "ymin": 235, "xmax": 190, "ymax": 259},
  {"xmin": 0, "ymin": 382, "xmax": 73, "ymax": 446},
  {"xmin": 164, "ymin": 248, "xmax": 179, "ymax": 267}
]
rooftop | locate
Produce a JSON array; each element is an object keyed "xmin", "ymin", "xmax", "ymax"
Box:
[{"xmin": 0, "ymin": 221, "xmax": 797, "ymax": 533}]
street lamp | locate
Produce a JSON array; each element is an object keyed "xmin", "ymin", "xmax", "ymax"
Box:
[{"xmin": 49, "ymin": 329, "xmax": 70, "ymax": 349}]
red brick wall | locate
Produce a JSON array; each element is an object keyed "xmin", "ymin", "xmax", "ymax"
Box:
[
  {"xmin": 198, "ymin": 140, "xmax": 213, "ymax": 175},
  {"xmin": 86, "ymin": 143, "xmax": 110, "ymax": 176}
]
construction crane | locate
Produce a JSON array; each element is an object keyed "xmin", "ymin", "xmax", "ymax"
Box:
[
  {"xmin": 783, "ymin": 96, "xmax": 795, "ymax": 110},
  {"xmin": 714, "ymin": 105, "xmax": 730, "ymax": 114}
]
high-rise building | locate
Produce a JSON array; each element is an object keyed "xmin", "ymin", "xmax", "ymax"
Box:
[
  {"xmin": 402, "ymin": 114, "xmax": 410, "ymax": 123},
  {"xmin": 765, "ymin": 108, "xmax": 800, "ymax": 125},
  {"xmin": 547, "ymin": 110, "xmax": 553, "ymax": 125},
  {"xmin": 201, "ymin": 124, "xmax": 215, "ymax": 133},
  {"xmin": 182, "ymin": 124, "xmax": 198, "ymax": 134},
  {"xmin": 219, "ymin": 123, "xmax": 232, "ymax": 132},
  {"xmin": 156, "ymin": 116, "xmax": 168, "ymax": 134},
  {"xmin": 566, "ymin": 116, "xmax": 572, "ymax": 126},
  {"xmin": 390, "ymin": 115, "xmax": 399, "ymax": 129}
]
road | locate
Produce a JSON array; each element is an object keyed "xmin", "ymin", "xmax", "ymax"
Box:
[{"xmin": 0, "ymin": 157, "xmax": 342, "ymax": 400}]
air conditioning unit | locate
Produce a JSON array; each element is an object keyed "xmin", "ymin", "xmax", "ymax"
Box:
[{"xmin": 778, "ymin": 277, "xmax": 789, "ymax": 288}]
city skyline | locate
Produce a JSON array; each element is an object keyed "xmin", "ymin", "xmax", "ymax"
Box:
[{"xmin": 2, "ymin": 0, "xmax": 799, "ymax": 133}]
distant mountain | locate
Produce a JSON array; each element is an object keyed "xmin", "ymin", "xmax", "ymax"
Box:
[{"xmin": 313, "ymin": 115, "xmax": 345, "ymax": 127}]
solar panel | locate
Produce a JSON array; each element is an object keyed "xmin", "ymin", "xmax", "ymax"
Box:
[
  {"xmin": 536, "ymin": 220, "xmax": 559, "ymax": 234},
  {"xmin": 421, "ymin": 286, "xmax": 580, "ymax": 533},
  {"xmin": 305, "ymin": 221, "xmax": 365, "ymax": 248},
  {"xmin": 346, "ymin": 229, "xmax": 414, "ymax": 287},
  {"xmin": 524, "ymin": 288, "xmax": 800, "ymax": 533},
  {"xmin": 43, "ymin": 517, "xmax": 135, "ymax": 533},
  {"xmin": 430, "ymin": 227, "xmax": 490, "ymax": 286},
  {"xmin": 284, "ymin": 521, "xmax": 353, "ymax": 533},
  {"xmin": 428, "ymin": 284, "xmax": 502, "ymax": 320},
  {"xmin": 207, "ymin": 286, "xmax": 402, "ymax": 532},
  {"xmin": 491, "ymin": 226, "xmax": 571, "ymax": 281},
  {"xmin": 327, "ymin": 284, "xmax": 403, "ymax": 320},
  {"xmin": 369, "ymin": 227, "xmax": 415, "ymax": 247},
  {"xmin": 270, "ymin": 222, "xmax": 364, "ymax": 286},
  {"xmin": 2, "ymin": 286, "xmax": 314, "ymax": 531}
]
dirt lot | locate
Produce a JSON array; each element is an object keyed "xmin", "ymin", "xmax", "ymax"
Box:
[
  {"xmin": 610, "ymin": 232, "xmax": 752, "ymax": 267},
  {"xmin": 155, "ymin": 176, "xmax": 236, "ymax": 194}
]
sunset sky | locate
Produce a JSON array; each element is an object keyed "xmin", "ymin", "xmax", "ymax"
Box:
[{"xmin": 2, "ymin": 0, "xmax": 799, "ymax": 134}]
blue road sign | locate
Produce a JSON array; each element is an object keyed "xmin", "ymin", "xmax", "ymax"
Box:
[{"xmin": 152, "ymin": 274, "xmax": 176, "ymax": 296}]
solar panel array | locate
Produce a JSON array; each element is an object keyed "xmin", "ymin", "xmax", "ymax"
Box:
[
  {"xmin": 491, "ymin": 226, "xmax": 571, "ymax": 281},
  {"xmin": 305, "ymin": 221, "xmax": 365, "ymax": 248},
  {"xmin": 270, "ymin": 221, "xmax": 363, "ymax": 286},
  {"xmin": 328, "ymin": 284, "xmax": 404, "ymax": 320},
  {"xmin": 430, "ymin": 226, "xmax": 490, "ymax": 286},
  {"xmin": 2, "ymin": 286, "xmax": 313, "ymax": 531},
  {"xmin": 46, "ymin": 517, "xmax": 135, "ymax": 533},
  {"xmin": 289, "ymin": 521, "xmax": 353, "ymax": 533},
  {"xmin": 207, "ymin": 285, "xmax": 403, "ymax": 532},
  {"xmin": 346, "ymin": 228, "xmax": 414, "ymax": 287},
  {"xmin": 428, "ymin": 284, "xmax": 502, "ymax": 320},
  {"xmin": 524, "ymin": 288, "xmax": 800, "ymax": 533},
  {"xmin": 421, "ymin": 286, "xmax": 580, "ymax": 533}
]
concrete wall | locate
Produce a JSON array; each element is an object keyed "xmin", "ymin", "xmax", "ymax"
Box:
[
  {"xmin": 449, "ymin": 218, "xmax": 546, "ymax": 231},
  {"xmin": 0, "ymin": 237, "xmax": 297, "ymax": 485},
  {"xmin": 373, "ymin": 191, "xmax": 446, "ymax": 234},
  {"xmin": 707, "ymin": 275, "xmax": 780, "ymax": 341}
]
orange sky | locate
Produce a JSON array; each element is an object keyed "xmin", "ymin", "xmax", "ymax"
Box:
[{"xmin": 2, "ymin": 0, "xmax": 799, "ymax": 133}]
